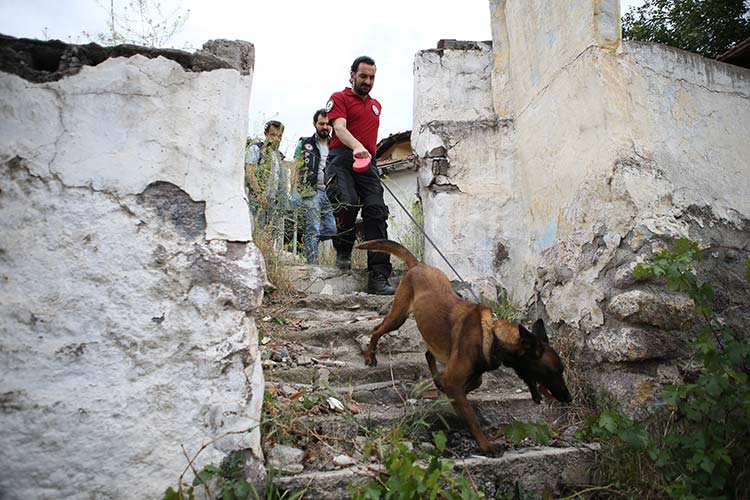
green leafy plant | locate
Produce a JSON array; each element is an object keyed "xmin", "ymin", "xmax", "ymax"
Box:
[
  {"xmin": 163, "ymin": 434, "xmax": 258, "ymax": 500},
  {"xmin": 352, "ymin": 431, "xmax": 485, "ymax": 500},
  {"xmin": 581, "ymin": 410, "xmax": 648, "ymax": 450},
  {"xmin": 165, "ymin": 449, "xmax": 302, "ymax": 500},
  {"xmin": 579, "ymin": 238, "xmax": 750, "ymax": 500},
  {"xmin": 479, "ymin": 291, "xmax": 519, "ymax": 322},
  {"xmin": 500, "ymin": 421, "xmax": 550, "ymax": 446},
  {"xmin": 192, "ymin": 451, "xmax": 251, "ymax": 500}
]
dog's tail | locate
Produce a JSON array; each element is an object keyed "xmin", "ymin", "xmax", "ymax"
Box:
[{"xmin": 355, "ymin": 239, "xmax": 420, "ymax": 269}]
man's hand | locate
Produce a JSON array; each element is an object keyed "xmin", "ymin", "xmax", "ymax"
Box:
[{"xmin": 352, "ymin": 145, "xmax": 370, "ymax": 159}]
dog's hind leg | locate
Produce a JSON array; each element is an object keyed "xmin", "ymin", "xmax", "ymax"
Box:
[
  {"xmin": 465, "ymin": 373, "xmax": 483, "ymax": 394},
  {"xmin": 363, "ymin": 275, "xmax": 414, "ymax": 367},
  {"xmin": 425, "ymin": 351, "xmax": 443, "ymax": 390}
]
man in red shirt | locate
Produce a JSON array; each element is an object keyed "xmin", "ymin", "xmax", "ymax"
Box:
[{"xmin": 325, "ymin": 56, "xmax": 394, "ymax": 295}]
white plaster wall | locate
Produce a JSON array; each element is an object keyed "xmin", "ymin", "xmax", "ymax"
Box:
[
  {"xmin": 413, "ymin": 0, "xmax": 749, "ymax": 310},
  {"xmin": 0, "ymin": 54, "xmax": 253, "ymax": 241},
  {"xmin": 412, "ymin": 43, "xmax": 531, "ymax": 293},
  {"xmin": 412, "ymin": 44, "xmax": 496, "ymax": 157},
  {"xmin": 619, "ymin": 42, "xmax": 750, "ymax": 222},
  {"xmin": 501, "ymin": 0, "xmax": 750, "ymax": 294},
  {"xmin": 411, "ymin": 0, "xmax": 750, "ymax": 410},
  {"xmin": 499, "ymin": 0, "xmax": 620, "ymax": 120},
  {"xmin": 0, "ymin": 47, "xmax": 266, "ymax": 499},
  {"xmin": 382, "ymin": 168, "xmax": 421, "ymax": 250}
]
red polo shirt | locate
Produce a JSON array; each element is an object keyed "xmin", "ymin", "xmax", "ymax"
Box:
[{"xmin": 326, "ymin": 87, "xmax": 381, "ymax": 156}]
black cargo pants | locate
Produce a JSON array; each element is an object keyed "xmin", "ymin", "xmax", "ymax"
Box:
[{"xmin": 325, "ymin": 147, "xmax": 392, "ymax": 278}]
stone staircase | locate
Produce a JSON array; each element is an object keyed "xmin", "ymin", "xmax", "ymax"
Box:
[{"xmin": 259, "ymin": 265, "xmax": 597, "ymax": 498}]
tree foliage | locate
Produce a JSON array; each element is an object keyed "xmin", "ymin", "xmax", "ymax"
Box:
[{"xmin": 622, "ymin": 0, "xmax": 750, "ymax": 58}]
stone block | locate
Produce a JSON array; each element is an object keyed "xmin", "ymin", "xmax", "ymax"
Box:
[
  {"xmin": 588, "ymin": 327, "xmax": 682, "ymax": 362},
  {"xmin": 608, "ymin": 290, "xmax": 694, "ymax": 330}
]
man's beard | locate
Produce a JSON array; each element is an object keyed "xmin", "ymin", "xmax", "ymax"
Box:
[
  {"xmin": 353, "ymin": 83, "xmax": 370, "ymax": 96},
  {"xmin": 317, "ymin": 129, "xmax": 329, "ymax": 139}
]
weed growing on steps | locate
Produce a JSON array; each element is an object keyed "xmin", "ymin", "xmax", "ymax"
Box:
[
  {"xmin": 260, "ymin": 376, "xmax": 555, "ymax": 499},
  {"xmin": 253, "ymin": 225, "xmax": 299, "ymax": 297},
  {"xmin": 576, "ymin": 238, "xmax": 750, "ymax": 500},
  {"xmin": 351, "ymin": 431, "xmax": 485, "ymax": 500},
  {"xmin": 260, "ymin": 380, "xmax": 455, "ymax": 458},
  {"xmin": 163, "ymin": 428, "xmax": 297, "ymax": 500},
  {"xmin": 351, "ymin": 428, "xmax": 548, "ymax": 500}
]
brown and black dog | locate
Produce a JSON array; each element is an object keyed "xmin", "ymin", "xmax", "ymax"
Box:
[{"xmin": 356, "ymin": 239, "xmax": 572, "ymax": 452}]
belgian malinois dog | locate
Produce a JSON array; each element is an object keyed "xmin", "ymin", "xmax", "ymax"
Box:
[{"xmin": 356, "ymin": 239, "xmax": 572, "ymax": 452}]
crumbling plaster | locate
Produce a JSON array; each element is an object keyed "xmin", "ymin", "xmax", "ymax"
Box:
[
  {"xmin": 0, "ymin": 53, "xmax": 253, "ymax": 241},
  {"xmin": 413, "ymin": 1, "xmax": 750, "ymax": 407},
  {"xmin": 415, "ymin": 0, "xmax": 749, "ymax": 299},
  {"xmin": 0, "ymin": 39, "xmax": 266, "ymax": 499}
]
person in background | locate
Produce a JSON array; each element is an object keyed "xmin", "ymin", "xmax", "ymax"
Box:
[
  {"xmin": 293, "ymin": 109, "xmax": 337, "ymax": 264},
  {"xmin": 245, "ymin": 120, "xmax": 287, "ymax": 233}
]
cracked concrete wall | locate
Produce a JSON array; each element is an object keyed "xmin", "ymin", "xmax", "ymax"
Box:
[
  {"xmin": 413, "ymin": 42, "xmax": 528, "ymax": 295},
  {"xmin": 1, "ymin": 48, "xmax": 253, "ymax": 241},
  {"xmin": 381, "ymin": 168, "xmax": 420, "ymax": 251},
  {"xmin": 0, "ymin": 39, "xmax": 267, "ymax": 499},
  {"xmin": 413, "ymin": 1, "xmax": 750, "ymax": 409}
]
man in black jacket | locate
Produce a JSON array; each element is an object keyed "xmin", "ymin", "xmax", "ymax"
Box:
[{"xmin": 293, "ymin": 109, "xmax": 337, "ymax": 264}]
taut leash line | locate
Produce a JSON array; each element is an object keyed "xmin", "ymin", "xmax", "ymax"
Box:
[{"xmin": 376, "ymin": 167, "xmax": 481, "ymax": 303}]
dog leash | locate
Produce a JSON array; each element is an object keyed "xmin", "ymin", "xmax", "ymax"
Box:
[{"xmin": 376, "ymin": 168, "xmax": 481, "ymax": 304}]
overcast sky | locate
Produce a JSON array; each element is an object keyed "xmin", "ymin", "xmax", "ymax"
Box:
[{"xmin": 1, "ymin": 0, "xmax": 644, "ymax": 156}]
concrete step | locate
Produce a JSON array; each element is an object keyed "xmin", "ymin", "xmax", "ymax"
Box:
[
  {"xmin": 287, "ymin": 265, "xmax": 403, "ymax": 296},
  {"xmin": 264, "ymin": 353, "xmax": 432, "ymax": 386},
  {"xmin": 292, "ymin": 291, "xmax": 394, "ymax": 313},
  {"xmin": 274, "ymin": 307, "xmax": 381, "ymax": 325},
  {"xmin": 304, "ymin": 394, "xmax": 564, "ymax": 437},
  {"xmin": 267, "ymin": 319, "xmax": 425, "ymax": 358},
  {"xmin": 272, "ymin": 444, "xmax": 598, "ymax": 499},
  {"xmin": 266, "ymin": 378, "xmax": 568, "ymax": 438}
]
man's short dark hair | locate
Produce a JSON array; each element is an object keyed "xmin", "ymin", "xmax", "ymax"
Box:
[
  {"xmin": 313, "ymin": 109, "xmax": 327, "ymax": 123},
  {"xmin": 350, "ymin": 56, "xmax": 376, "ymax": 73},
  {"xmin": 264, "ymin": 120, "xmax": 284, "ymax": 133}
]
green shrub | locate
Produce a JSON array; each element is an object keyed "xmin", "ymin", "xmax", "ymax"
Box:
[
  {"xmin": 500, "ymin": 421, "xmax": 550, "ymax": 446},
  {"xmin": 352, "ymin": 431, "xmax": 485, "ymax": 500},
  {"xmin": 579, "ymin": 238, "xmax": 750, "ymax": 500}
]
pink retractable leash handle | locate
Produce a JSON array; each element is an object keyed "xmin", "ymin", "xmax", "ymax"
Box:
[{"xmin": 352, "ymin": 154, "xmax": 371, "ymax": 173}]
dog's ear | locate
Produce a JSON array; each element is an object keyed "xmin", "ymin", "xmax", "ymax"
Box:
[
  {"xmin": 531, "ymin": 318, "xmax": 549, "ymax": 344},
  {"xmin": 519, "ymin": 324, "xmax": 543, "ymax": 359}
]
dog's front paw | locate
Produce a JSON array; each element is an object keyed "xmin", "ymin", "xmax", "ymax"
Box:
[{"xmin": 363, "ymin": 351, "xmax": 378, "ymax": 367}]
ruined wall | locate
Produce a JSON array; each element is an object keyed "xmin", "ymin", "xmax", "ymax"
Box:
[
  {"xmin": 412, "ymin": 40, "xmax": 528, "ymax": 294},
  {"xmin": 0, "ymin": 38, "xmax": 267, "ymax": 499},
  {"xmin": 381, "ymin": 167, "xmax": 421, "ymax": 252},
  {"xmin": 413, "ymin": 2, "xmax": 750, "ymax": 407}
]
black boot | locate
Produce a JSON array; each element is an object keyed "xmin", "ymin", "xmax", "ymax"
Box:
[
  {"xmin": 335, "ymin": 252, "xmax": 352, "ymax": 270},
  {"xmin": 367, "ymin": 272, "xmax": 395, "ymax": 295}
]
